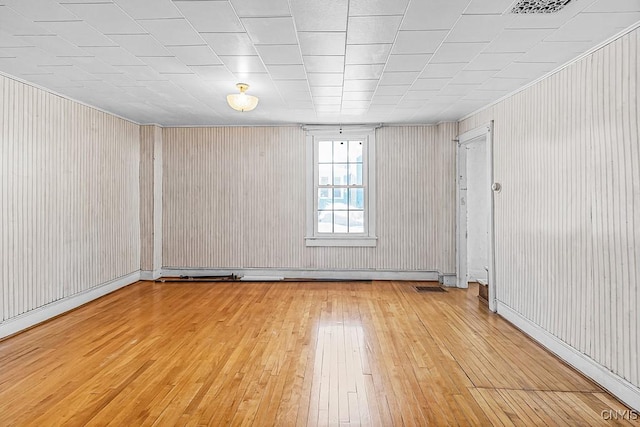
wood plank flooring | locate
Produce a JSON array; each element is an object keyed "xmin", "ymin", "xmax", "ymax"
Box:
[{"xmin": 0, "ymin": 280, "xmax": 634, "ymax": 426}]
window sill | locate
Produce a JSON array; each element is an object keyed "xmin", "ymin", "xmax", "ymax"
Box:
[{"xmin": 305, "ymin": 236, "xmax": 377, "ymax": 247}]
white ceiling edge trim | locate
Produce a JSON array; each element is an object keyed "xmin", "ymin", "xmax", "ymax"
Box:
[
  {"xmin": 0, "ymin": 69, "xmax": 140, "ymax": 126},
  {"xmin": 159, "ymin": 123, "xmax": 303, "ymax": 128},
  {"xmin": 458, "ymin": 19, "xmax": 640, "ymax": 123}
]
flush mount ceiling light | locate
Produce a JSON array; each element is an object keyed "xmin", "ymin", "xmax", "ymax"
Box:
[{"xmin": 226, "ymin": 83, "xmax": 259, "ymax": 112}]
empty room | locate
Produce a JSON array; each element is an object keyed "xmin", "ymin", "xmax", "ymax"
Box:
[{"xmin": 0, "ymin": 0, "xmax": 639, "ymax": 425}]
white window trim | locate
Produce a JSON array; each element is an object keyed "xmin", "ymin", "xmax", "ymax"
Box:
[{"xmin": 304, "ymin": 126, "xmax": 377, "ymax": 247}]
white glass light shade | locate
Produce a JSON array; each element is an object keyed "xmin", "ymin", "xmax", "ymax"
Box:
[{"xmin": 226, "ymin": 83, "xmax": 259, "ymax": 112}]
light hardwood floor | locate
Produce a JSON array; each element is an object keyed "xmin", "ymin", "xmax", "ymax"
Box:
[{"xmin": 0, "ymin": 280, "xmax": 634, "ymax": 426}]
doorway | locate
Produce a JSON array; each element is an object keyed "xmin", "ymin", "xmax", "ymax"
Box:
[{"xmin": 456, "ymin": 123, "xmax": 496, "ymax": 311}]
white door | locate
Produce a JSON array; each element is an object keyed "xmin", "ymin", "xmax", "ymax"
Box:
[{"xmin": 457, "ymin": 123, "xmax": 496, "ymax": 311}]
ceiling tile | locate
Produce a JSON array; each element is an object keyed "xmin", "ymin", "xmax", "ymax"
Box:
[
  {"xmin": 370, "ymin": 95, "xmax": 402, "ymax": 104},
  {"xmin": 81, "ymin": 46, "xmax": 143, "ymax": 65},
  {"xmin": 174, "ymin": 1, "xmax": 243, "ymax": 33},
  {"xmin": 392, "ymin": 31, "xmax": 448, "ymax": 54},
  {"xmin": 341, "ymin": 100, "xmax": 370, "ymax": 109},
  {"xmin": 375, "ymin": 85, "xmax": 409, "ymax": 96},
  {"xmin": 587, "ymin": 0, "xmax": 640, "ymax": 13},
  {"xmin": 411, "ymin": 78, "xmax": 450, "ymax": 91},
  {"xmin": 449, "ymin": 70, "xmax": 497, "ymax": 85},
  {"xmin": 438, "ymin": 84, "xmax": 478, "ymax": 96},
  {"xmin": 546, "ymin": 12, "xmax": 640, "ymax": 42},
  {"xmin": 230, "ymin": 0, "xmax": 291, "ymax": 17},
  {"xmin": 484, "ymin": 29, "xmax": 554, "ymax": 53},
  {"xmin": 67, "ymin": 56, "xmax": 118, "ymax": 74},
  {"xmin": 38, "ymin": 21, "xmax": 115, "ymax": 47},
  {"xmin": 308, "ymin": 72, "xmax": 343, "ymax": 86},
  {"xmin": 464, "ymin": 53, "xmax": 523, "ymax": 71},
  {"xmin": 201, "ymin": 33, "xmax": 257, "ymax": 56},
  {"xmin": 347, "ymin": 16, "xmax": 403, "ymax": 44},
  {"xmin": 114, "ymin": 0, "xmax": 181, "ymax": 19},
  {"xmin": 189, "ymin": 65, "xmax": 236, "ymax": 81},
  {"xmin": 220, "ymin": 55, "xmax": 266, "ymax": 74},
  {"xmin": 311, "ymin": 86, "xmax": 342, "ymax": 96},
  {"xmin": 464, "ymin": 0, "xmax": 516, "ymax": 14},
  {"xmin": 290, "ymin": 0, "xmax": 347, "ymax": 31},
  {"xmin": 167, "ymin": 45, "xmax": 222, "ymax": 66},
  {"xmin": 137, "ymin": 19, "xmax": 203, "ymax": 46},
  {"xmin": 61, "ymin": 3, "xmax": 144, "ymax": 34},
  {"xmin": 255, "ymin": 45, "xmax": 302, "ymax": 64},
  {"xmin": 265, "ymin": 64, "xmax": 306, "ymax": 79},
  {"xmin": 18, "ymin": 35, "xmax": 90, "ymax": 57},
  {"xmin": 274, "ymin": 79, "xmax": 309, "ymax": 92},
  {"xmin": 446, "ymin": 15, "xmax": 507, "ymax": 43},
  {"xmin": 313, "ymin": 96, "xmax": 341, "ymax": 105},
  {"xmin": 140, "ymin": 56, "xmax": 192, "ymax": 74},
  {"xmin": 378, "ymin": 71, "xmax": 419, "ymax": 86},
  {"xmin": 495, "ymin": 62, "xmax": 556, "ymax": 79},
  {"xmin": 403, "ymin": 90, "xmax": 436, "ymax": 100},
  {"xmin": 401, "ymin": 0, "xmax": 468, "ymax": 30},
  {"xmin": 385, "ymin": 54, "xmax": 431, "ymax": 72},
  {"xmin": 430, "ymin": 42, "xmax": 487, "ymax": 63},
  {"xmin": 3, "ymin": 0, "xmax": 77, "ymax": 21},
  {"xmin": 344, "ymin": 64, "xmax": 384, "ymax": 79},
  {"xmin": 242, "ymin": 17, "xmax": 298, "ymax": 44},
  {"xmin": 303, "ymin": 56, "xmax": 344, "ymax": 73},
  {"xmin": 108, "ymin": 34, "xmax": 170, "ymax": 56},
  {"xmin": 516, "ymin": 41, "xmax": 592, "ymax": 64},
  {"xmin": 299, "ymin": 32, "xmax": 346, "ymax": 56},
  {"xmin": 0, "ymin": 6, "xmax": 52, "ymax": 36},
  {"xmin": 419, "ymin": 63, "xmax": 466, "ymax": 78},
  {"xmin": 342, "ymin": 91, "xmax": 373, "ymax": 100},
  {"xmin": 345, "ymin": 44, "xmax": 391, "ymax": 64},
  {"xmin": 343, "ymin": 79, "xmax": 378, "ymax": 91},
  {"xmin": 349, "ymin": 0, "xmax": 409, "ymax": 16},
  {"xmin": 114, "ymin": 64, "xmax": 163, "ymax": 81}
]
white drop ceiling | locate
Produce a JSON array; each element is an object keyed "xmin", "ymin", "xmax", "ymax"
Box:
[{"xmin": 0, "ymin": 0, "xmax": 638, "ymax": 126}]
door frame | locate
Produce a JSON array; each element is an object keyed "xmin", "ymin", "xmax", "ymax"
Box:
[{"xmin": 456, "ymin": 122, "xmax": 497, "ymax": 312}]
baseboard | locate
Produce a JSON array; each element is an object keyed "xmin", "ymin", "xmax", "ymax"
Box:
[
  {"xmin": 497, "ymin": 301, "xmax": 640, "ymax": 411},
  {"xmin": 140, "ymin": 269, "xmax": 162, "ymax": 281},
  {"xmin": 0, "ymin": 271, "xmax": 140, "ymax": 340},
  {"xmin": 161, "ymin": 267, "xmax": 441, "ymax": 281},
  {"xmin": 439, "ymin": 274, "xmax": 457, "ymax": 287}
]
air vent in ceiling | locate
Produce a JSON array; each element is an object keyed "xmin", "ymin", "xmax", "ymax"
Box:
[{"xmin": 510, "ymin": 0, "xmax": 572, "ymax": 13}]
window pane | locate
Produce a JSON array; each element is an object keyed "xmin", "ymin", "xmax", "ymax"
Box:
[
  {"xmin": 318, "ymin": 140, "xmax": 332, "ymax": 162},
  {"xmin": 318, "ymin": 211, "xmax": 333, "ymax": 233},
  {"xmin": 333, "ymin": 210, "xmax": 349, "ymax": 233},
  {"xmin": 349, "ymin": 140, "xmax": 363, "ymax": 162},
  {"xmin": 318, "ymin": 164, "xmax": 332, "ymax": 185},
  {"xmin": 333, "ymin": 164, "xmax": 348, "ymax": 186},
  {"xmin": 348, "ymin": 188, "xmax": 364, "ymax": 209},
  {"xmin": 349, "ymin": 211, "xmax": 364, "ymax": 233},
  {"xmin": 333, "ymin": 189, "xmax": 346, "ymax": 206},
  {"xmin": 348, "ymin": 164, "xmax": 362, "ymax": 185},
  {"xmin": 334, "ymin": 140, "xmax": 348, "ymax": 162},
  {"xmin": 318, "ymin": 189, "xmax": 332, "ymax": 210}
]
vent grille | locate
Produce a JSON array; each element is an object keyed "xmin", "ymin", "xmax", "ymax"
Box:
[
  {"xmin": 510, "ymin": 0, "xmax": 572, "ymax": 13},
  {"xmin": 415, "ymin": 286, "xmax": 447, "ymax": 293}
]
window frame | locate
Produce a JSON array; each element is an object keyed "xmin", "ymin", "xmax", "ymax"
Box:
[{"xmin": 304, "ymin": 126, "xmax": 377, "ymax": 247}]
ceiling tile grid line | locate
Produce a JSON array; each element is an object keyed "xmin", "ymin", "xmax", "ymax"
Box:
[{"xmin": 0, "ymin": 0, "xmax": 638, "ymax": 125}]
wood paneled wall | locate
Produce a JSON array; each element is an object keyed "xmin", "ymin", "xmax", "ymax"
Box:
[
  {"xmin": 140, "ymin": 125, "xmax": 162, "ymax": 274},
  {"xmin": 0, "ymin": 74, "xmax": 140, "ymax": 323},
  {"xmin": 460, "ymin": 28, "xmax": 639, "ymax": 389},
  {"xmin": 162, "ymin": 124, "xmax": 457, "ymax": 273}
]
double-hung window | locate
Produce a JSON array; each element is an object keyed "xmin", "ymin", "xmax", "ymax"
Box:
[{"xmin": 305, "ymin": 127, "xmax": 377, "ymax": 247}]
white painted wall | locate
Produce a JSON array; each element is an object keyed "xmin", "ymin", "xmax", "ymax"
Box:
[
  {"xmin": 162, "ymin": 124, "xmax": 458, "ymax": 275},
  {"xmin": 0, "ymin": 74, "xmax": 141, "ymax": 330},
  {"xmin": 460, "ymin": 27, "xmax": 640, "ymax": 408},
  {"xmin": 465, "ymin": 138, "xmax": 489, "ymax": 283}
]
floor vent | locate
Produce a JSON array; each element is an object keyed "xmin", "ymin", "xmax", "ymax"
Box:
[
  {"xmin": 510, "ymin": 0, "xmax": 572, "ymax": 14},
  {"xmin": 415, "ymin": 286, "xmax": 446, "ymax": 293}
]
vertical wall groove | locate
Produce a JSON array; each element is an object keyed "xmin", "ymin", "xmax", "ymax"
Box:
[
  {"xmin": 460, "ymin": 28, "xmax": 639, "ymax": 388},
  {"xmin": 0, "ymin": 74, "xmax": 140, "ymax": 323}
]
